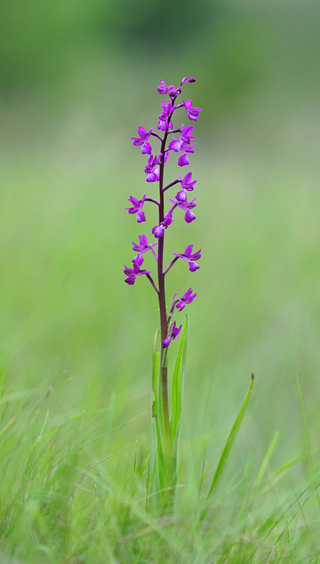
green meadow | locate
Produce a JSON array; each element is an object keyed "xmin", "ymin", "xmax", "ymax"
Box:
[{"xmin": 1, "ymin": 1, "xmax": 320, "ymax": 561}]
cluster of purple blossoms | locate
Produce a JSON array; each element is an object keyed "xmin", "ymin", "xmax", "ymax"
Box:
[{"xmin": 124, "ymin": 77, "xmax": 202, "ymax": 350}]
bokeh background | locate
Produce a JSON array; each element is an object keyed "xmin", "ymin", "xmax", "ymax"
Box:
[{"xmin": 1, "ymin": 0, "xmax": 320, "ymax": 475}]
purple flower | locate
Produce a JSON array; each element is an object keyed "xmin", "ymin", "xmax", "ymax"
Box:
[
  {"xmin": 173, "ymin": 244, "xmax": 201, "ymax": 271},
  {"xmin": 183, "ymin": 99, "xmax": 202, "ymax": 122},
  {"xmin": 124, "ymin": 254, "xmax": 151, "ymax": 285},
  {"xmin": 163, "ymin": 212, "xmax": 174, "ymax": 228},
  {"xmin": 162, "ymin": 321, "xmax": 182, "ymax": 348},
  {"xmin": 180, "ymin": 124, "xmax": 195, "ymax": 145},
  {"xmin": 179, "ymin": 172, "xmax": 197, "ymax": 191},
  {"xmin": 144, "ymin": 155, "xmax": 161, "ymax": 182},
  {"xmin": 176, "ymin": 175, "xmax": 196, "ymax": 202},
  {"xmin": 157, "ymin": 80, "xmax": 168, "ymax": 95},
  {"xmin": 125, "ymin": 194, "xmax": 147, "ymax": 223},
  {"xmin": 152, "ymin": 212, "xmax": 174, "ymax": 238},
  {"xmin": 132, "ymin": 235, "xmax": 157, "ymax": 254},
  {"xmin": 130, "ymin": 126, "xmax": 153, "ymax": 155},
  {"xmin": 169, "ymin": 195, "xmax": 197, "ymax": 223},
  {"xmin": 176, "ymin": 288, "xmax": 197, "ymax": 310},
  {"xmin": 181, "ymin": 76, "xmax": 196, "ymax": 84},
  {"xmin": 157, "ymin": 80, "xmax": 181, "ymax": 98},
  {"xmin": 168, "ymin": 85, "xmax": 181, "ymax": 98},
  {"xmin": 175, "ymin": 141, "xmax": 196, "ymax": 158},
  {"xmin": 168, "ymin": 126, "xmax": 195, "ymax": 153},
  {"xmin": 158, "ymin": 100, "xmax": 174, "ymax": 131}
]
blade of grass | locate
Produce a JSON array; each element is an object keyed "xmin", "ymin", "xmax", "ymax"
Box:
[
  {"xmin": 255, "ymin": 430, "xmax": 280, "ymax": 487},
  {"xmin": 207, "ymin": 374, "xmax": 254, "ymax": 499},
  {"xmin": 296, "ymin": 376, "xmax": 320, "ymax": 511}
]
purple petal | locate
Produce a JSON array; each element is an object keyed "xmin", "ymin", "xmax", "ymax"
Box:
[
  {"xmin": 158, "ymin": 120, "xmax": 169, "ymax": 131},
  {"xmin": 130, "ymin": 138, "xmax": 143, "ymax": 146},
  {"xmin": 192, "ymin": 249, "xmax": 202, "ymax": 260},
  {"xmin": 168, "ymin": 138, "xmax": 181, "ymax": 152},
  {"xmin": 146, "ymin": 172, "xmax": 158, "ymax": 182},
  {"xmin": 129, "ymin": 195, "xmax": 140, "ymax": 206},
  {"xmin": 125, "ymin": 276, "xmax": 136, "ymax": 285},
  {"xmin": 137, "ymin": 211, "xmax": 146, "ymax": 223},
  {"xmin": 176, "ymin": 190, "xmax": 187, "ymax": 203},
  {"xmin": 152, "ymin": 225, "xmax": 164, "ymax": 238},
  {"xmin": 178, "ymin": 154, "xmax": 189, "ymax": 167},
  {"xmin": 171, "ymin": 323, "xmax": 182, "ymax": 338},
  {"xmin": 157, "ymin": 80, "xmax": 168, "ymax": 95},
  {"xmin": 185, "ymin": 210, "xmax": 196, "ymax": 223},
  {"xmin": 124, "ymin": 265, "xmax": 133, "ymax": 276},
  {"xmin": 181, "ymin": 76, "xmax": 196, "ymax": 84},
  {"xmin": 162, "ymin": 336, "xmax": 172, "ymax": 348},
  {"xmin": 163, "ymin": 213, "xmax": 174, "ymax": 227},
  {"xmin": 142, "ymin": 142, "xmax": 152, "ymax": 155},
  {"xmin": 189, "ymin": 261, "xmax": 200, "ymax": 272},
  {"xmin": 140, "ymin": 234, "xmax": 148, "ymax": 247},
  {"xmin": 133, "ymin": 254, "xmax": 144, "ymax": 268},
  {"xmin": 185, "ymin": 244, "xmax": 193, "ymax": 257},
  {"xmin": 137, "ymin": 126, "xmax": 147, "ymax": 137}
]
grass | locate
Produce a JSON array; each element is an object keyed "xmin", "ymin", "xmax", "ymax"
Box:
[{"xmin": 1, "ymin": 97, "xmax": 320, "ymax": 562}]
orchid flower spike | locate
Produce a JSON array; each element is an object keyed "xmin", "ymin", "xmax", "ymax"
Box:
[{"xmin": 125, "ymin": 76, "xmax": 202, "ymax": 349}]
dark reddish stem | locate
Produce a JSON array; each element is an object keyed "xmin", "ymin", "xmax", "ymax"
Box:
[
  {"xmin": 145, "ymin": 197, "xmax": 160, "ymax": 206},
  {"xmin": 150, "ymin": 132, "xmax": 163, "ymax": 142},
  {"xmin": 163, "ymin": 179, "xmax": 180, "ymax": 193},
  {"xmin": 163, "ymin": 256, "xmax": 179, "ymax": 276},
  {"xmin": 146, "ymin": 273, "xmax": 159, "ymax": 294}
]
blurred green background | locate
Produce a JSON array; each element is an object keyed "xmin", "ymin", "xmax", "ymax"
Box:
[{"xmin": 1, "ymin": 0, "xmax": 320, "ymax": 471}]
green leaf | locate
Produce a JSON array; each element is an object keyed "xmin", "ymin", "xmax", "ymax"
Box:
[
  {"xmin": 151, "ymin": 332, "xmax": 166, "ymax": 491},
  {"xmin": 255, "ymin": 430, "xmax": 279, "ymax": 486},
  {"xmin": 170, "ymin": 316, "xmax": 189, "ymax": 482},
  {"xmin": 152, "ymin": 332, "xmax": 160, "ymax": 421},
  {"xmin": 208, "ymin": 374, "xmax": 254, "ymax": 499}
]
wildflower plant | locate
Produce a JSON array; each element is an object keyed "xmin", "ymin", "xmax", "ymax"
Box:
[
  {"xmin": 125, "ymin": 77, "xmax": 253, "ymax": 509},
  {"xmin": 124, "ymin": 77, "xmax": 201, "ymax": 500}
]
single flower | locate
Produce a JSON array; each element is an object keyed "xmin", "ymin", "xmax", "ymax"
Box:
[
  {"xmin": 157, "ymin": 80, "xmax": 168, "ymax": 95},
  {"xmin": 173, "ymin": 244, "xmax": 201, "ymax": 271},
  {"xmin": 179, "ymin": 172, "xmax": 197, "ymax": 191},
  {"xmin": 132, "ymin": 235, "xmax": 157, "ymax": 254},
  {"xmin": 125, "ymin": 194, "xmax": 147, "ymax": 223},
  {"xmin": 181, "ymin": 76, "xmax": 196, "ymax": 84},
  {"xmin": 158, "ymin": 100, "xmax": 174, "ymax": 131},
  {"xmin": 130, "ymin": 126, "xmax": 153, "ymax": 155},
  {"xmin": 124, "ymin": 254, "xmax": 151, "ymax": 285},
  {"xmin": 183, "ymin": 99, "xmax": 202, "ymax": 121},
  {"xmin": 176, "ymin": 287, "xmax": 197, "ymax": 310},
  {"xmin": 180, "ymin": 124, "xmax": 195, "ymax": 145},
  {"xmin": 162, "ymin": 321, "xmax": 182, "ymax": 348},
  {"xmin": 168, "ymin": 128, "xmax": 196, "ymax": 153},
  {"xmin": 168, "ymin": 85, "xmax": 181, "ymax": 98},
  {"xmin": 152, "ymin": 212, "xmax": 174, "ymax": 238},
  {"xmin": 169, "ymin": 195, "xmax": 197, "ymax": 223},
  {"xmin": 144, "ymin": 155, "xmax": 161, "ymax": 182}
]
